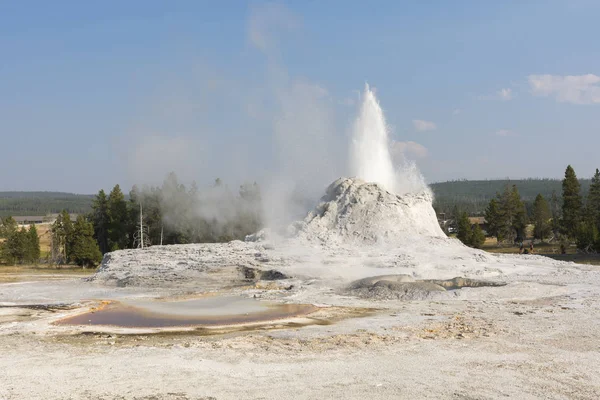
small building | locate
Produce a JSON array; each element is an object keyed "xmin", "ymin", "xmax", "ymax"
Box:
[
  {"xmin": 14, "ymin": 216, "xmax": 45, "ymax": 225},
  {"xmin": 45, "ymin": 213, "xmax": 79, "ymax": 223},
  {"xmin": 437, "ymin": 213, "xmax": 451, "ymax": 229},
  {"xmin": 468, "ymin": 216, "xmax": 488, "ymax": 232},
  {"xmin": 14, "ymin": 213, "xmax": 79, "ymax": 226}
]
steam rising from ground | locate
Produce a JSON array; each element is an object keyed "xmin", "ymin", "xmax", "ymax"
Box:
[
  {"xmin": 125, "ymin": 5, "xmax": 431, "ymax": 234},
  {"xmin": 104, "ymin": 64, "xmax": 552, "ymax": 290},
  {"xmin": 136, "ymin": 83, "xmax": 433, "ymax": 240}
]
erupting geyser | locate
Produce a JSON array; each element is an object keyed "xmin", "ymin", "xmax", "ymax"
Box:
[
  {"xmin": 349, "ymin": 83, "xmax": 429, "ymax": 196},
  {"xmin": 349, "ymin": 83, "xmax": 398, "ymax": 193},
  {"xmin": 287, "ymin": 83, "xmax": 444, "ymax": 245}
]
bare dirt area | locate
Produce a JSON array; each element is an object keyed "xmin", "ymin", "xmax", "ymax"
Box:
[{"xmin": 0, "ymin": 266, "xmax": 94, "ymax": 283}]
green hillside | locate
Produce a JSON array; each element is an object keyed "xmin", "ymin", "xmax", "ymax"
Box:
[
  {"xmin": 0, "ymin": 178, "xmax": 595, "ymax": 219},
  {"xmin": 430, "ymin": 179, "xmax": 592, "ymax": 215},
  {"xmin": 0, "ymin": 192, "xmax": 94, "ymax": 217}
]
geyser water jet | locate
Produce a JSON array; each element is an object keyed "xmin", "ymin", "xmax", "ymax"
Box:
[
  {"xmin": 349, "ymin": 83, "xmax": 429, "ymax": 196},
  {"xmin": 349, "ymin": 83, "xmax": 398, "ymax": 193}
]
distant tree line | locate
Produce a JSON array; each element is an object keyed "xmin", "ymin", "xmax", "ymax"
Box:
[
  {"xmin": 432, "ymin": 178, "xmax": 592, "ymax": 218},
  {"xmin": 3, "ymin": 178, "xmax": 594, "ymax": 227},
  {"xmin": 483, "ymin": 185, "xmax": 529, "ymax": 244},
  {"xmin": 0, "ymin": 212, "xmax": 100, "ymax": 267},
  {"xmin": 89, "ymin": 172, "xmax": 263, "ymax": 256},
  {"xmin": 456, "ymin": 165, "xmax": 600, "ymax": 253},
  {"xmin": 50, "ymin": 211, "xmax": 102, "ymax": 267},
  {"xmin": 0, "ymin": 192, "xmax": 93, "ymax": 218},
  {"xmin": 1, "ymin": 172, "xmax": 263, "ymax": 267},
  {"xmin": 564, "ymin": 167, "xmax": 600, "ymax": 253},
  {"xmin": 455, "ymin": 183, "xmax": 529, "ymax": 249},
  {"xmin": 4, "ymin": 167, "xmax": 599, "ymax": 264}
]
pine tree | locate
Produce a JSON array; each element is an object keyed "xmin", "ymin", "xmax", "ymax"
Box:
[
  {"xmin": 127, "ymin": 185, "xmax": 141, "ymax": 248},
  {"xmin": 496, "ymin": 185, "xmax": 527, "ymax": 243},
  {"xmin": 450, "ymin": 205, "xmax": 462, "ymax": 222},
  {"xmin": 587, "ymin": 168, "xmax": 600, "ymax": 230},
  {"xmin": 70, "ymin": 215, "xmax": 102, "ymax": 267},
  {"xmin": 91, "ymin": 189, "xmax": 110, "ymax": 254},
  {"xmin": 136, "ymin": 186, "xmax": 163, "ymax": 246},
  {"xmin": 484, "ymin": 198, "xmax": 501, "ymax": 240},
  {"xmin": 2, "ymin": 227, "xmax": 28, "ymax": 264},
  {"xmin": 561, "ymin": 165, "xmax": 583, "ymax": 239},
  {"xmin": 532, "ymin": 194, "xmax": 552, "ymax": 241},
  {"xmin": 510, "ymin": 185, "xmax": 528, "ymax": 242},
  {"xmin": 0, "ymin": 216, "xmax": 17, "ymax": 239},
  {"xmin": 108, "ymin": 184, "xmax": 129, "ymax": 251},
  {"xmin": 470, "ymin": 224, "xmax": 486, "ymax": 248},
  {"xmin": 576, "ymin": 221, "xmax": 600, "ymax": 253},
  {"xmin": 26, "ymin": 224, "xmax": 41, "ymax": 264},
  {"xmin": 550, "ymin": 190, "xmax": 561, "ymax": 237},
  {"xmin": 51, "ymin": 211, "xmax": 73, "ymax": 263},
  {"xmin": 496, "ymin": 186, "xmax": 513, "ymax": 242},
  {"xmin": 456, "ymin": 212, "xmax": 473, "ymax": 245},
  {"xmin": 576, "ymin": 168, "xmax": 600, "ymax": 253}
]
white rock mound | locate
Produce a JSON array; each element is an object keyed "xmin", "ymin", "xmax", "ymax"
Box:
[
  {"xmin": 90, "ymin": 177, "xmax": 571, "ymax": 289},
  {"xmin": 288, "ymin": 177, "xmax": 445, "ymax": 245}
]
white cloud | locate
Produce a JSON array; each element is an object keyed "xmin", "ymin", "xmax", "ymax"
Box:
[
  {"xmin": 412, "ymin": 119, "xmax": 437, "ymax": 132},
  {"xmin": 390, "ymin": 141, "xmax": 428, "ymax": 159},
  {"xmin": 452, "ymin": 108, "xmax": 461, "ymax": 115},
  {"xmin": 498, "ymin": 88, "xmax": 513, "ymax": 101},
  {"xmin": 495, "ymin": 129, "xmax": 515, "ymax": 137},
  {"xmin": 528, "ymin": 74, "xmax": 600, "ymax": 105}
]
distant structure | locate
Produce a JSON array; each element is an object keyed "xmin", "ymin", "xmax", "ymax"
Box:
[
  {"xmin": 13, "ymin": 216, "xmax": 45, "ymax": 225},
  {"xmin": 14, "ymin": 213, "xmax": 78, "ymax": 226},
  {"xmin": 468, "ymin": 217, "xmax": 488, "ymax": 233},
  {"xmin": 437, "ymin": 213, "xmax": 453, "ymax": 233}
]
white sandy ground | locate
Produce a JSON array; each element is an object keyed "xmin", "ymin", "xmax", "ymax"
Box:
[
  {"xmin": 1, "ymin": 179, "xmax": 600, "ymax": 399},
  {"xmin": 1, "ymin": 256, "xmax": 600, "ymax": 400}
]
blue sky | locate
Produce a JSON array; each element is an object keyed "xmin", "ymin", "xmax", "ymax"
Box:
[{"xmin": 1, "ymin": 1, "xmax": 599, "ymax": 193}]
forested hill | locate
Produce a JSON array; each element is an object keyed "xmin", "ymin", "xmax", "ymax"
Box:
[
  {"xmin": 0, "ymin": 192, "xmax": 94, "ymax": 217},
  {"xmin": 430, "ymin": 179, "xmax": 592, "ymax": 215},
  {"xmin": 0, "ymin": 178, "xmax": 594, "ymax": 218}
]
